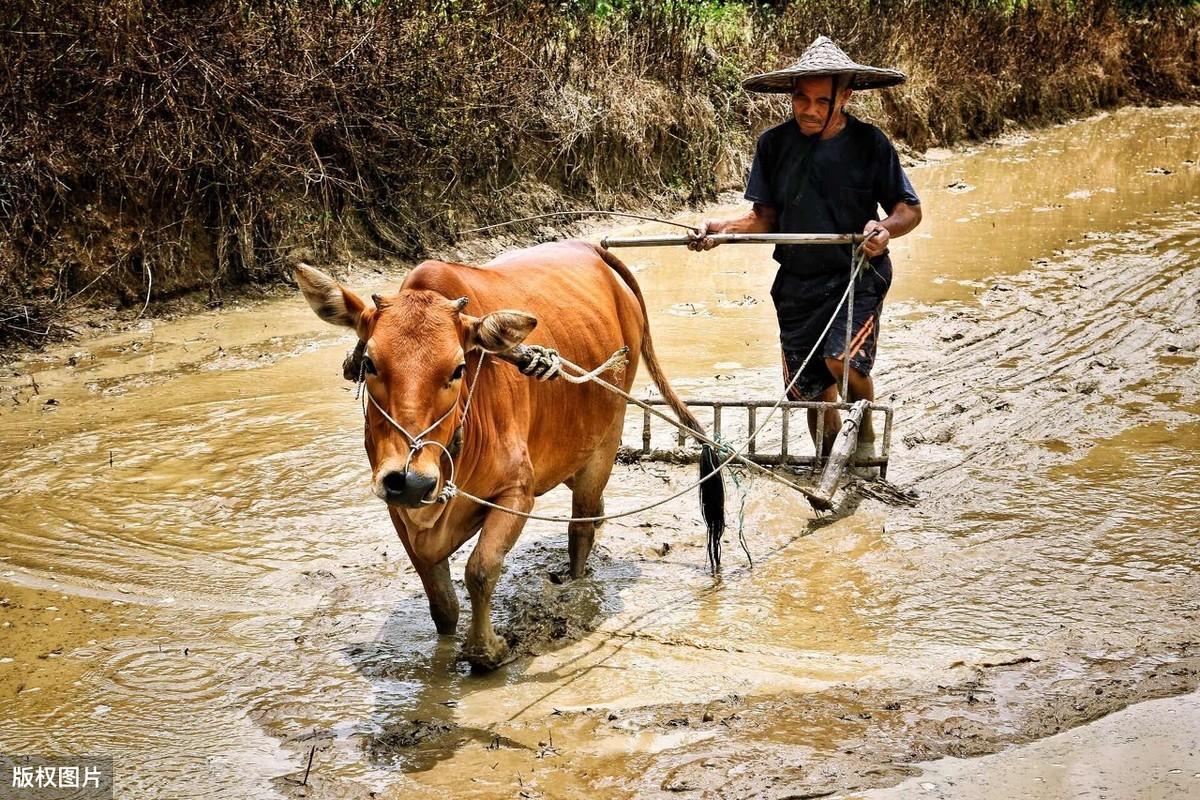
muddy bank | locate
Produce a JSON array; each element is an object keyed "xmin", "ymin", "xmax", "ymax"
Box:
[
  {"xmin": 862, "ymin": 688, "xmax": 1200, "ymax": 799},
  {"xmin": 4, "ymin": 1, "xmax": 1198, "ymax": 341},
  {"xmin": 0, "ymin": 107, "xmax": 1198, "ymax": 799}
]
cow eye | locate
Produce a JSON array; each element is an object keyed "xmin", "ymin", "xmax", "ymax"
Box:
[
  {"xmin": 450, "ymin": 363, "xmax": 466, "ymax": 382},
  {"xmin": 362, "ymin": 356, "xmax": 377, "ymax": 375}
]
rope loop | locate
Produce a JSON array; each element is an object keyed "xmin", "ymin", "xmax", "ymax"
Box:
[
  {"xmin": 434, "ymin": 480, "xmax": 458, "ymax": 505},
  {"xmin": 516, "ymin": 344, "xmax": 562, "ymax": 381},
  {"xmin": 359, "ymin": 351, "xmax": 487, "ymax": 505}
]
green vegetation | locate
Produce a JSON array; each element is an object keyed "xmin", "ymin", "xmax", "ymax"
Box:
[{"xmin": 1, "ymin": 0, "xmax": 1196, "ymax": 343}]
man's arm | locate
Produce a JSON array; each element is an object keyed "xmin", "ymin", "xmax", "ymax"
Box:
[
  {"xmin": 862, "ymin": 201, "xmax": 921, "ymax": 258},
  {"xmin": 687, "ymin": 203, "xmax": 779, "ymax": 251}
]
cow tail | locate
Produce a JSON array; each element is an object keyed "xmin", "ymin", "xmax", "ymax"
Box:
[{"xmin": 590, "ymin": 244, "xmax": 727, "ymax": 573}]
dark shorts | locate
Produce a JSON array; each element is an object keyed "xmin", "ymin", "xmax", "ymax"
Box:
[{"xmin": 773, "ymin": 259, "xmax": 891, "ymax": 401}]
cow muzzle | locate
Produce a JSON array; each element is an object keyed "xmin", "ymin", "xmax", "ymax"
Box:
[{"xmin": 376, "ymin": 468, "xmax": 440, "ymax": 507}]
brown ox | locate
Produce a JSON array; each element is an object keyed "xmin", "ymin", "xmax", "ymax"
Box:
[{"xmin": 296, "ymin": 240, "xmax": 721, "ymax": 670}]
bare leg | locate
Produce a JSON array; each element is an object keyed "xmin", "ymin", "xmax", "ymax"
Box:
[
  {"xmin": 807, "ymin": 382, "xmax": 841, "ymax": 458},
  {"xmin": 825, "ymin": 356, "xmax": 876, "ymax": 440},
  {"xmin": 462, "ymin": 490, "xmax": 533, "ymax": 671}
]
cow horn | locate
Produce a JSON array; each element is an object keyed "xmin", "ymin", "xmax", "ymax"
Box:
[{"xmin": 452, "ymin": 296, "xmax": 469, "ymax": 312}]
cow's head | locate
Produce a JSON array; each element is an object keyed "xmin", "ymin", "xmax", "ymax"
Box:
[{"xmin": 295, "ymin": 264, "xmax": 536, "ymax": 512}]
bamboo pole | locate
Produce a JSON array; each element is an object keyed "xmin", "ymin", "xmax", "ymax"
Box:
[
  {"xmin": 808, "ymin": 399, "xmax": 870, "ymax": 511},
  {"xmin": 601, "ymin": 233, "xmax": 865, "ymax": 248}
]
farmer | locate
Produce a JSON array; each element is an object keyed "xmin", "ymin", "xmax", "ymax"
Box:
[{"xmin": 689, "ymin": 36, "xmax": 921, "ymax": 460}]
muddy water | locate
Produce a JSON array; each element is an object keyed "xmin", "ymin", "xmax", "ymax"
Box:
[{"xmin": 1, "ymin": 106, "xmax": 1198, "ymax": 798}]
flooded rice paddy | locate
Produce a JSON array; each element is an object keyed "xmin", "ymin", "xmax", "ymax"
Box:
[{"xmin": 1, "ymin": 106, "xmax": 1198, "ymax": 798}]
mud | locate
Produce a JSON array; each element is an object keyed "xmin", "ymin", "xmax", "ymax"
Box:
[
  {"xmin": 495, "ymin": 566, "xmax": 605, "ymax": 658},
  {"xmin": 623, "ymin": 638, "xmax": 1199, "ymax": 797},
  {"xmin": 860, "ymin": 688, "xmax": 1200, "ymax": 799},
  {"xmin": 1, "ymin": 106, "xmax": 1199, "ymax": 798}
]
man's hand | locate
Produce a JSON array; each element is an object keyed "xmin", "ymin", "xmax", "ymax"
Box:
[
  {"xmin": 687, "ymin": 219, "xmax": 724, "ymax": 251},
  {"xmin": 687, "ymin": 204, "xmax": 778, "ymax": 251},
  {"xmin": 861, "ymin": 220, "xmax": 890, "ymax": 257}
]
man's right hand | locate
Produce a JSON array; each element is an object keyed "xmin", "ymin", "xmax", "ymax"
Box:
[{"xmin": 687, "ymin": 220, "xmax": 723, "ymax": 251}]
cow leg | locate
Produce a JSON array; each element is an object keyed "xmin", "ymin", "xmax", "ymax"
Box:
[
  {"xmin": 567, "ymin": 523, "xmax": 594, "ymax": 582},
  {"xmin": 462, "ymin": 491, "xmax": 533, "ymax": 671},
  {"xmin": 390, "ymin": 508, "xmax": 459, "ymax": 634},
  {"xmin": 417, "ymin": 558, "xmax": 459, "ymax": 635},
  {"xmin": 567, "ymin": 421, "xmax": 624, "ymax": 578},
  {"xmin": 568, "ymin": 456, "xmax": 614, "ymax": 579}
]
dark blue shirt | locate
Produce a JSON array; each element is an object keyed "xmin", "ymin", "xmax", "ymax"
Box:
[{"xmin": 745, "ymin": 114, "xmax": 919, "ymax": 278}]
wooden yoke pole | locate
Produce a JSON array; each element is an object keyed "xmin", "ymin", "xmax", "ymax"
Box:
[
  {"xmin": 808, "ymin": 399, "xmax": 869, "ymax": 511},
  {"xmin": 601, "ymin": 233, "xmax": 865, "ymax": 248}
]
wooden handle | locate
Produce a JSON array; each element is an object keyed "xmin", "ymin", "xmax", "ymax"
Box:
[
  {"xmin": 601, "ymin": 233, "xmax": 866, "ymax": 248},
  {"xmin": 807, "ymin": 399, "xmax": 870, "ymax": 511}
]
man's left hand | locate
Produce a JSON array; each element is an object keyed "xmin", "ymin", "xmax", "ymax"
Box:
[{"xmin": 862, "ymin": 220, "xmax": 890, "ymax": 258}]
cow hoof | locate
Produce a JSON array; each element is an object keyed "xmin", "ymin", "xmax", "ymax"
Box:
[{"xmin": 463, "ymin": 636, "xmax": 511, "ymax": 672}]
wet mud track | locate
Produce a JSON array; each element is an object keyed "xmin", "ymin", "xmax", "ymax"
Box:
[
  {"xmin": 0, "ymin": 106, "xmax": 1198, "ymax": 798},
  {"xmin": 498, "ymin": 190, "xmax": 1200, "ymax": 798}
]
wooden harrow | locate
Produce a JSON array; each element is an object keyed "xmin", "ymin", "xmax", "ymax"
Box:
[{"xmin": 618, "ymin": 397, "xmax": 894, "ymax": 510}]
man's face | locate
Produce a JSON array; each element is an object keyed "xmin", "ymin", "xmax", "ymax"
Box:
[{"xmin": 791, "ymin": 76, "xmax": 852, "ymax": 136}]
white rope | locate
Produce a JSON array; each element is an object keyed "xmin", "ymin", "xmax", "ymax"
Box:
[
  {"xmin": 365, "ymin": 389, "xmax": 456, "ymax": 448},
  {"xmin": 556, "ymin": 347, "xmax": 629, "ymax": 384},
  {"xmin": 508, "ymin": 344, "xmax": 629, "ymax": 384},
  {"xmin": 362, "ymin": 352, "xmax": 487, "ymax": 505},
  {"xmin": 448, "ymin": 247, "xmax": 873, "ymax": 522}
]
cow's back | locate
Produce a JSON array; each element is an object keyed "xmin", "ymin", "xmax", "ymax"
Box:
[{"xmin": 402, "ymin": 240, "xmax": 642, "ymax": 494}]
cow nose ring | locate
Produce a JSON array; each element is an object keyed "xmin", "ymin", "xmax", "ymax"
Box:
[
  {"xmin": 403, "ymin": 439, "xmax": 457, "ymax": 505},
  {"xmin": 359, "ymin": 354, "xmax": 486, "ymax": 506},
  {"xmin": 362, "ymin": 387, "xmax": 461, "ymax": 505}
]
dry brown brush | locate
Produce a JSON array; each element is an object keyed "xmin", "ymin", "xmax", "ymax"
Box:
[{"xmin": 1, "ymin": 0, "xmax": 1197, "ymax": 345}]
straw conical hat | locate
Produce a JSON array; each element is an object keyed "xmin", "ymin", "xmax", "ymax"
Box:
[{"xmin": 742, "ymin": 36, "xmax": 906, "ymax": 94}]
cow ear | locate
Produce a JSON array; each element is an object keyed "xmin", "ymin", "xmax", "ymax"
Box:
[
  {"xmin": 294, "ymin": 263, "xmax": 368, "ymax": 333},
  {"xmin": 465, "ymin": 310, "xmax": 537, "ymax": 353}
]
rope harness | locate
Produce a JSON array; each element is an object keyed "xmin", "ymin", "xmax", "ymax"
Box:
[
  {"xmin": 359, "ymin": 345, "xmax": 631, "ymax": 508},
  {"xmin": 359, "ymin": 353, "xmax": 485, "ymax": 505},
  {"xmin": 353, "ymin": 239, "xmax": 875, "ymax": 527}
]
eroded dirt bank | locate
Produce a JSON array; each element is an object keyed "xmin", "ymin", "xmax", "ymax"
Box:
[
  {"xmin": 5, "ymin": 0, "xmax": 1197, "ymax": 331},
  {"xmin": 0, "ymin": 106, "xmax": 1197, "ymax": 798}
]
